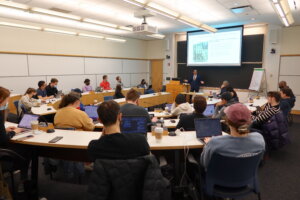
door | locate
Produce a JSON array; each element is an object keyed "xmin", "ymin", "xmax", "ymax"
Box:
[{"xmin": 151, "ymin": 60, "xmax": 163, "ymax": 92}]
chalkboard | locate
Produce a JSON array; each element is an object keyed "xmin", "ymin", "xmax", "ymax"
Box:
[{"xmin": 177, "ymin": 34, "xmax": 264, "ymax": 89}]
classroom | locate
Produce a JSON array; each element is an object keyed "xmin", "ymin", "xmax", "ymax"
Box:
[{"xmin": 0, "ymin": 0, "xmax": 299, "ymax": 200}]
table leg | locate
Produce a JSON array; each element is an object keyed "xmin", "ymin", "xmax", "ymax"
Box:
[{"xmin": 31, "ymin": 150, "xmax": 39, "ymax": 200}]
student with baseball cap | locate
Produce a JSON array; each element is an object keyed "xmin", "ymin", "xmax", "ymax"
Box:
[{"xmin": 201, "ymin": 103, "xmax": 265, "ymax": 170}]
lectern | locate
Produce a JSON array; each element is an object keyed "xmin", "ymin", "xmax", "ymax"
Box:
[{"xmin": 166, "ymin": 81, "xmax": 190, "ymax": 102}]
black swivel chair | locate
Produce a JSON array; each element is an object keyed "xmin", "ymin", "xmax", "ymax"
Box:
[
  {"xmin": 0, "ymin": 148, "xmax": 26, "ymax": 198},
  {"xmin": 202, "ymin": 152, "xmax": 264, "ymax": 200}
]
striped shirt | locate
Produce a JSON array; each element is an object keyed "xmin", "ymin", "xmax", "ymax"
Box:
[{"xmin": 251, "ymin": 103, "xmax": 280, "ymax": 124}]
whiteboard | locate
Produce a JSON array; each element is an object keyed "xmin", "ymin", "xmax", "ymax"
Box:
[
  {"xmin": 46, "ymin": 75, "xmax": 96, "ymax": 93},
  {"xmin": 130, "ymin": 73, "xmax": 149, "ymax": 87},
  {"xmin": 122, "ymin": 60, "xmax": 149, "ymax": 73},
  {"xmin": 249, "ymin": 68, "xmax": 265, "ymax": 91},
  {"xmin": 0, "ymin": 54, "xmax": 28, "ymax": 76},
  {"xmin": 280, "ymin": 56, "xmax": 300, "ymax": 75},
  {"xmin": 85, "ymin": 58, "xmax": 122, "ymax": 74},
  {"xmin": 28, "ymin": 55, "xmax": 84, "ymax": 76},
  {"xmin": 0, "ymin": 76, "xmax": 46, "ymax": 94}
]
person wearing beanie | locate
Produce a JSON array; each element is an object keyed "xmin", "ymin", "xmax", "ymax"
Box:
[
  {"xmin": 212, "ymin": 92, "xmax": 236, "ymax": 119},
  {"xmin": 200, "ymin": 103, "xmax": 265, "ymax": 170}
]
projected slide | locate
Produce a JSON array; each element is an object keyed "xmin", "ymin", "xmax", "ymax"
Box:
[{"xmin": 187, "ymin": 27, "xmax": 243, "ymax": 66}]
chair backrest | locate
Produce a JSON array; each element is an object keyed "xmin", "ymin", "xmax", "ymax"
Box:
[
  {"xmin": 205, "ymin": 152, "xmax": 263, "ymax": 195},
  {"xmin": 104, "ymin": 96, "xmax": 113, "ymax": 102},
  {"xmin": 13, "ymin": 100, "xmax": 19, "ymax": 116},
  {"xmin": 0, "ymin": 148, "xmax": 25, "ymax": 172}
]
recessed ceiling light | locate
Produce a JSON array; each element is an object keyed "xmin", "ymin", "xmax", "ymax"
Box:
[{"xmin": 251, "ymin": 17, "xmax": 256, "ymax": 20}]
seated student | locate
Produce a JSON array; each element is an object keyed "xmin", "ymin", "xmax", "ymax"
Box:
[
  {"xmin": 200, "ymin": 103, "xmax": 265, "ymax": 170},
  {"xmin": 226, "ymin": 86, "xmax": 239, "ymax": 102},
  {"xmin": 37, "ymin": 80, "xmax": 53, "ymax": 100},
  {"xmin": 88, "ymin": 100, "xmax": 150, "ymax": 160},
  {"xmin": 279, "ymin": 81, "xmax": 296, "ymax": 100},
  {"xmin": 120, "ymin": 89, "xmax": 152, "ymax": 124},
  {"xmin": 137, "ymin": 79, "xmax": 148, "ymax": 89},
  {"xmin": 145, "ymin": 85, "xmax": 155, "ymax": 94},
  {"xmin": 100, "ymin": 75, "xmax": 111, "ymax": 90},
  {"xmin": 171, "ymin": 94, "xmax": 193, "ymax": 117},
  {"xmin": 54, "ymin": 93, "xmax": 94, "ymax": 131},
  {"xmin": 46, "ymin": 78, "xmax": 58, "ymax": 97},
  {"xmin": 113, "ymin": 84, "xmax": 125, "ymax": 99},
  {"xmin": 212, "ymin": 92, "xmax": 235, "ymax": 119},
  {"xmin": 219, "ymin": 80, "xmax": 230, "ymax": 95},
  {"xmin": 18, "ymin": 88, "xmax": 38, "ymax": 114},
  {"xmin": 82, "ymin": 79, "xmax": 93, "ymax": 93},
  {"xmin": 280, "ymin": 87, "xmax": 294, "ymax": 117},
  {"xmin": 71, "ymin": 89, "xmax": 85, "ymax": 111},
  {"xmin": 251, "ymin": 91, "xmax": 281, "ymax": 128},
  {"xmin": 176, "ymin": 95, "xmax": 207, "ymax": 131},
  {"xmin": 116, "ymin": 76, "xmax": 124, "ymax": 88}
]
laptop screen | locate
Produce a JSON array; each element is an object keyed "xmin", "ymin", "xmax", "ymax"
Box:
[
  {"xmin": 121, "ymin": 116, "xmax": 148, "ymax": 135},
  {"xmin": 18, "ymin": 114, "xmax": 39, "ymax": 129},
  {"xmin": 84, "ymin": 106, "xmax": 98, "ymax": 120},
  {"xmin": 203, "ymin": 104, "xmax": 215, "ymax": 116},
  {"xmin": 194, "ymin": 118, "xmax": 222, "ymax": 138}
]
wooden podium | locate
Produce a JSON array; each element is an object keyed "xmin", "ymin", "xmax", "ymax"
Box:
[{"xmin": 166, "ymin": 81, "xmax": 190, "ymax": 103}]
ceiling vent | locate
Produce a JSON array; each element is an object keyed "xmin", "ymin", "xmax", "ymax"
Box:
[{"xmin": 231, "ymin": 5, "xmax": 253, "ymax": 14}]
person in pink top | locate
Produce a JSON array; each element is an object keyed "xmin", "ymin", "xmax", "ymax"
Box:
[
  {"xmin": 100, "ymin": 75, "xmax": 111, "ymax": 90},
  {"xmin": 82, "ymin": 79, "xmax": 93, "ymax": 92}
]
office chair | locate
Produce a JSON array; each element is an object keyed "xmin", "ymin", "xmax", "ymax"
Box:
[
  {"xmin": 13, "ymin": 101, "xmax": 19, "ymax": 117},
  {"xmin": 202, "ymin": 152, "xmax": 263, "ymax": 200},
  {"xmin": 0, "ymin": 148, "xmax": 26, "ymax": 198},
  {"xmin": 104, "ymin": 96, "xmax": 113, "ymax": 102}
]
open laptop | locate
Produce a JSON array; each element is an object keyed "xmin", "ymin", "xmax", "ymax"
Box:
[
  {"xmin": 56, "ymin": 90, "xmax": 63, "ymax": 98},
  {"xmin": 121, "ymin": 116, "xmax": 148, "ymax": 136},
  {"xmin": 194, "ymin": 118, "xmax": 222, "ymax": 143},
  {"xmin": 18, "ymin": 114, "xmax": 39, "ymax": 132},
  {"xmin": 203, "ymin": 104, "xmax": 215, "ymax": 117},
  {"xmin": 84, "ymin": 105, "xmax": 98, "ymax": 121}
]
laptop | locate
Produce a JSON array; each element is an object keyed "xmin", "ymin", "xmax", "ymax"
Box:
[
  {"xmin": 56, "ymin": 90, "xmax": 63, "ymax": 98},
  {"xmin": 203, "ymin": 104, "xmax": 215, "ymax": 117},
  {"xmin": 194, "ymin": 118, "xmax": 222, "ymax": 143},
  {"xmin": 84, "ymin": 105, "xmax": 98, "ymax": 121},
  {"xmin": 121, "ymin": 116, "xmax": 148, "ymax": 136},
  {"xmin": 18, "ymin": 114, "xmax": 39, "ymax": 132}
]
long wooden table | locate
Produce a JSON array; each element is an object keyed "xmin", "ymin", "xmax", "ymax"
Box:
[
  {"xmin": 31, "ymin": 92, "xmax": 172, "ymax": 116},
  {"xmin": 81, "ymin": 88, "xmax": 144, "ymax": 105}
]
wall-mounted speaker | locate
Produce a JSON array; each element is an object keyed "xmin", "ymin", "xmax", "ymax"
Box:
[
  {"xmin": 165, "ymin": 39, "xmax": 170, "ymax": 51},
  {"xmin": 270, "ymin": 29, "xmax": 278, "ymax": 44}
]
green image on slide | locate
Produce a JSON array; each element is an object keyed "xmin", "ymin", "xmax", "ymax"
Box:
[{"xmin": 193, "ymin": 42, "xmax": 208, "ymax": 62}]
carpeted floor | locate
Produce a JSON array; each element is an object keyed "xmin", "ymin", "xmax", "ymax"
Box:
[{"xmin": 13, "ymin": 115, "xmax": 300, "ymax": 200}]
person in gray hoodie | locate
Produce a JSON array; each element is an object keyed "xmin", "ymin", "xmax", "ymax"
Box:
[
  {"xmin": 171, "ymin": 94, "xmax": 194, "ymax": 117},
  {"xmin": 213, "ymin": 92, "xmax": 236, "ymax": 119}
]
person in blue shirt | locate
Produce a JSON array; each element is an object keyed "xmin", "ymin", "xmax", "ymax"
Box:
[
  {"xmin": 145, "ymin": 85, "xmax": 155, "ymax": 94},
  {"xmin": 280, "ymin": 87, "xmax": 294, "ymax": 118},
  {"xmin": 36, "ymin": 81, "xmax": 53, "ymax": 100}
]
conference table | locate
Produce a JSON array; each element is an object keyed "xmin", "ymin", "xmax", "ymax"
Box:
[
  {"xmin": 81, "ymin": 87, "xmax": 145, "ymax": 105},
  {"xmin": 6, "ymin": 121, "xmax": 206, "ymax": 198},
  {"xmin": 31, "ymin": 92, "xmax": 172, "ymax": 116}
]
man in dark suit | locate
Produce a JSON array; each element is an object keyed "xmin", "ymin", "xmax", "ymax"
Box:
[{"xmin": 187, "ymin": 69, "xmax": 204, "ymax": 92}]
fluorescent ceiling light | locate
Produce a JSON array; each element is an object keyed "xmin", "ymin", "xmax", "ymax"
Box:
[
  {"xmin": 105, "ymin": 37, "xmax": 126, "ymax": 43},
  {"xmin": 201, "ymin": 24, "xmax": 217, "ymax": 33},
  {"xmin": 146, "ymin": 2, "xmax": 179, "ymax": 17},
  {"xmin": 31, "ymin": 7, "xmax": 81, "ymax": 20},
  {"xmin": 44, "ymin": 28, "xmax": 76, "ymax": 35},
  {"xmin": 118, "ymin": 26, "xmax": 132, "ymax": 31},
  {"xmin": 0, "ymin": 0, "xmax": 29, "ymax": 10},
  {"xmin": 78, "ymin": 33, "xmax": 104, "ymax": 39},
  {"xmin": 0, "ymin": 21, "xmax": 41, "ymax": 30},
  {"xmin": 179, "ymin": 16, "xmax": 202, "ymax": 26},
  {"xmin": 274, "ymin": 3, "xmax": 285, "ymax": 17},
  {"xmin": 123, "ymin": 0, "xmax": 144, "ymax": 7},
  {"xmin": 83, "ymin": 18, "xmax": 118, "ymax": 28},
  {"xmin": 282, "ymin": 17, "xmax": 289, "ymax": 26},
  {"xmin": 145, "ymin": 7, "xmax": 177, "ymax": 19},
  {"xmin": 147, "ymin": 33, "xmax": 165, "ymax": 39},
  {"xmin": 272, "ymin": 0, "xmax": 279, "ymax": 2}
]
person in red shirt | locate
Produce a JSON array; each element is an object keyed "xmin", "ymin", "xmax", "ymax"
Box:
[{"xmin": 100, "ymin": 75, "xmax": 111, "ymax": 90}]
